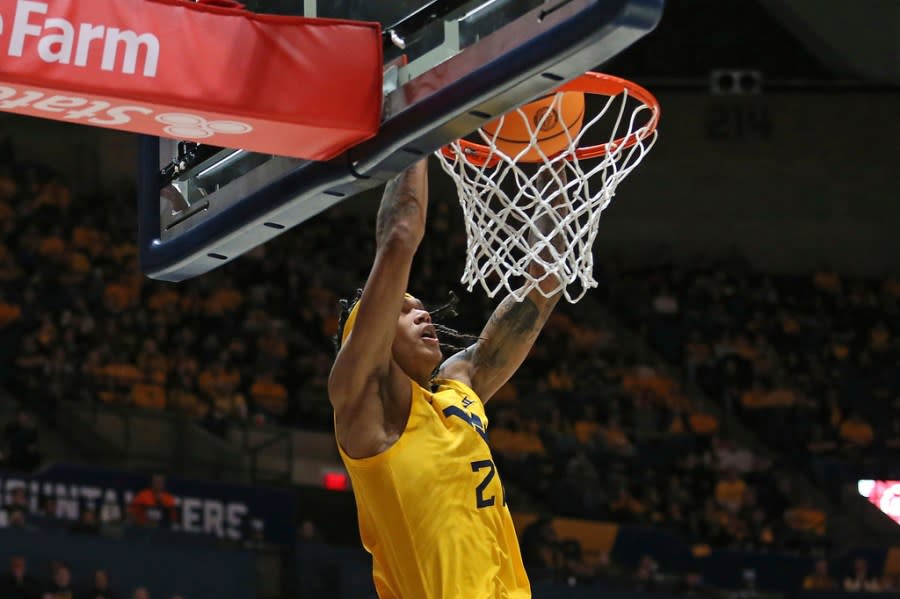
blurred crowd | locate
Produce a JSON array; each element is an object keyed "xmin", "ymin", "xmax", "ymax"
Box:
[
  {"xmin": 0, "ymin": 145, "xmax": 349, "ymax": 434},
  {"xmin": 0, "ymin": 469, "xmax": 265, "ymax": 598},
  {"xmin": 518, "ymin": 514, "xmax": 900, "ymax": 596},
  {"xmin": 485, "ymin": 315, "xmax": 828, "ymax": 554},
  {"xmin": 0, "ymin": 554, "xmax": 176, "ymax": 599},
  {"xmin": 0, "ymin": 467, "xmax": 269, "ymax": 550},
  {"xmin": 604, "ymin": 263, "xmax": 900, "ymax": 492},
  {"xmin": 0, "ymin": 144, "xmax": 897, "ymax": 592},
  {"xmin": 523, "ymin": 512, "xmax": 900, "ymax": 594}
]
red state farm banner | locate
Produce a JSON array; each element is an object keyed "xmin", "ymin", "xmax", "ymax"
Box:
[{"xmin": 0, "ymin": 0, "xmax": 383, "ymax": 160}]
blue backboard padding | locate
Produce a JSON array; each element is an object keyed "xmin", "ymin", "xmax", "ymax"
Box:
[{"xmin": 140, "ymin": 0, "xmax": 664, "ymax": 281}]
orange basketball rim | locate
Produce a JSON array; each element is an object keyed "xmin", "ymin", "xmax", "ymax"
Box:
[{"xmin": 442, "ymin": 72, "xmax": 661, "ymax": 168}]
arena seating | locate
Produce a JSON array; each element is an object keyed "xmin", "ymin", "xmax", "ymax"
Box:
[{"xmin": 1, "ymin": 143, "xmax": 899, "ymax": 597}]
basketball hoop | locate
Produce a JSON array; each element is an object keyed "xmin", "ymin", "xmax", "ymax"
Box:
[{"xmin": 436, "ymin": 72, "xmax": 660, "ymax": 303}]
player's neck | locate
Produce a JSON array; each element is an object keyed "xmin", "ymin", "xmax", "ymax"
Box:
[
  {"xmin": 411, "ymin": 373, "xmax": 432, "ymax": 388},
  {"xmin": 393, "ymin": 355, "xmax": 435, "ymax": 389},
  {"xmin": 401, "ymin": 365, "xmax": 433, "ymax": 389}
]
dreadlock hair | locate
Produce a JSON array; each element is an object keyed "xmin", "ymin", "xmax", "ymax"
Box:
[
  {"xmin": 333, "ymin": 289, "xmax": 480, "ymax": 359},
  {"xmin": 333, "ymin": 288, "xmax": 363, "ymax": 356},
  {"xmin": 428, "ymin": 291, "xmax": 481, "ymax": 356}
]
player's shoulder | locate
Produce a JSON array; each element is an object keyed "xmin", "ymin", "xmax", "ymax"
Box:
[{"xmin": 435, "ymin": 350, "xmax": 477, "ymax": 389}]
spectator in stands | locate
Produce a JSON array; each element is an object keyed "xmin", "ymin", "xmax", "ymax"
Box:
[
  {"xmin": 167, "ymin": 368, "xmax": 204, "ymax": 421},
  {"xmin": 298, "ymin": 519, "xmax": 323, "ymax": 544},
  {"xmin": 745, "ymin": 505, "xmax": 775, "ymax": 549},
  {"xmin": 70, "ymin": 507, "xmax": 101, "ymax": 536},
  {"xmin": 714, "ymin": 468, "xmax": 747, "ymax": 513},
  {"xmin": 0, "ymin": 556, "xmax": 40, "ymax": 599},
  {"xmin": 783, "ymin": 498, "xmax": 827, "ymax": 551},
  {"xmin": 520, "ymin": 516, "xmax": 562, "ymax": 581},
  {"xmin": 43, "ymin": 563, "xmax": 74, "ymax": 599},
  {"xmin": 555, "ymin": 537, "xmax": 609, "ymax": 585},
  {"xmin": 677, "ymin": 567, "xmax": 719, "ymax": 598},
  {"xmin": 591, "ymin": 551, "xmax": 626, "ymax": 587},
  {"xmin": 843, "ymin": 557, "xmax": 880, "ymax": 592},
  {"xmin": 249, "ymin": 369, "xmax": 288, "ymax": 423},
  {"xmin": 210, "ymin": 376, "xmax": 248, "ymax": 427},
  {"xmin": 200, "ymin": 400, "xmax": 229, "ymax": 439},
  {"xmin": 82, "ymin": 570, "xmax": 119, "ymax": 599},
  {"xmin": 712, "ymin": 437, "xmax": 756, "ymax": 474},
  {"xmin": 4, "ymin": 486, "xmax": 29, "ymax": 521},
  {"xmin": 802, "ymin": 559, "xmax": 837, "ymax": 591},
  {"xmin": 2, "ymin": 410, "xmax": 41, "ymax": 471},
  {"xmin": 609, "ymin": 485, "xmax": 647, "ymax": 524},
  {"xmin": 128, "ymin": 474, "xmax": 177, "ymax": 527},
  {"xmin": 838, "ymin": 412, "xmax": 875, "ymax": 452},
  {"xmin": 5, "ymin": 505, "xmax": 31, "ymax": 530},
  {"xmin": 130, "ymin": 588, "xmax": 150, "ymax": 599},
  {"xmin": 37, "ymin": 496, "xmax": 59, "ymax": 520},
  {"xmin": 740, "ymin": 567, "xmax": 758, "ymax": 592},
  {"xmin": 600, "ymin": 412, "xmax": 635, "ymax": 458},
  {"xmin": 631, "ymin": 554, "xmax": 661, "ymax": 592}
]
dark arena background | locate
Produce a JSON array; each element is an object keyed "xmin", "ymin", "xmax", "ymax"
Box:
[{"xmin": 0, "ymin": 1, "xmax": 899, "ymax": 598}]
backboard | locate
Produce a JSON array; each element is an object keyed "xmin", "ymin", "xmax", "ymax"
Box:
[{"xmin": 139, "ymin": 0, "xmax": 664, "ymax": 281}]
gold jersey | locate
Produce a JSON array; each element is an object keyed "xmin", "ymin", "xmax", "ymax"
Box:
[{"xmin": 337, "ymin": 378, "xmax": 531, "ymax": 599}]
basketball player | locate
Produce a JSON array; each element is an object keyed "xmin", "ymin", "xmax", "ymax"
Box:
[{"xmin": 329, "ymin": 158, "xmax": 564, "ymax": 598}]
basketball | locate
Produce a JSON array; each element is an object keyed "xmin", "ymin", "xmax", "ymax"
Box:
[{"xmin": 481, "ymin": 92, "xmax": 585, "ymax": 162}]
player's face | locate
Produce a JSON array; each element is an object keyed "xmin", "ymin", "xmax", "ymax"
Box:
[{"xmin": 392, "ymin": 295, "xmax": 442, "ymax": 377}]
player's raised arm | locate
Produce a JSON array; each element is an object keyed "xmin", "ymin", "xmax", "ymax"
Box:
[
  {"xmin": 328, "ymin": 160, "xmax": 428, "ymax": 415},
  {"xmin": 439, "ymin": 166, "xmax": 567, "ymax": 402}
]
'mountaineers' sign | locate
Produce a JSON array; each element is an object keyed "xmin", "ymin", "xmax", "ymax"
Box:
[{"xmin": 0, "ymin": 0, "xmax": 382, "ymax": 161}]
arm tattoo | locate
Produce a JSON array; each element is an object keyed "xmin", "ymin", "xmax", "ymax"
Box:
[
  {"xmin": 476, "ymin": 296, "xmax": 543, "ymax": 368},
  {"xmin": 375, "ymin": 170, "xmax": 423, "ymax": 248},
  {"xmin": 490, "ymin": 295, "xmax": 541, "ymax": 335}
]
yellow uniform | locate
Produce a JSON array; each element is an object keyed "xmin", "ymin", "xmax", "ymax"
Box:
[{"xmin": 338, "ymin": 378, "xmax": 531, "ymax": 599}]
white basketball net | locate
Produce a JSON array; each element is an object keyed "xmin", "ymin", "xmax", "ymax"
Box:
[{"xmin": 435, "ymin": 82, "xmax": 659, "ymax": 303}]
